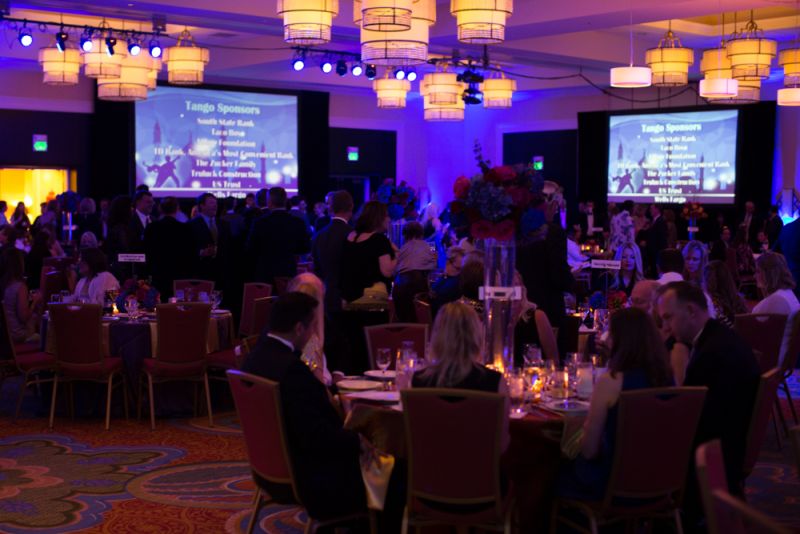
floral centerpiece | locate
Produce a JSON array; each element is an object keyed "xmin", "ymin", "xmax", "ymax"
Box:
[
  {"xmin": 375, "ymin": 179, "xmax": 418, "ymax": 221},
  {"xmin": 115, "ymin": 278, "xmax": 160, "ymax": 311},
  {"xmin": 606, "ymin": 290, "xmax": 628, "ymax": 311}
]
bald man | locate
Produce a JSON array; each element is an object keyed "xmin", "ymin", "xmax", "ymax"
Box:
[{"xmin": 630, "ymin": 280, "xmax": 660, "ymax": 312}]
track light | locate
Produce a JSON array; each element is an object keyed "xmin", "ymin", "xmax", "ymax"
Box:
[
  {"xmin": 55, "ymin": 28, "xmax": 68, "ymax": 52},
  {"xmin": 128, "ymin": 37, "xmax": 141, "ymax": 56},
  {"xmin": 292, "ymin": 52, "xmax": 305, "ymax": 71},
  {"xmin": 336, "ymin": 59, "xmax": 348, "ymax": 76},
  {"xmin": 321, "ymin": 60, "xmax": 333, "ymax": 73},
  {"xmin": 105, "ymin": 36, "xmax": 117, "ymax": 56},
  {"xmin": 18, "ymin": 25, "xmax": 33, "ymax": 47},
  {"xmin": 394, "ymin": 68, "xmax": 406, "ymax": 80},
  {"xmin": 80, "ymin": 29, "xmax": 93, "ymax": 52},
  {"xmin": 351, "ymin": 64, "xmax": 363, "ymax": 76},
  {"xmin": 365, "ymin": 64, "xmax": 377, "ymax": 80},
  {"xmin": 149, "ymin": 38, "xmax": 162, "ymax": 58},
  {"xmin": 406, "ymin": 69, "xmax": 417, "ymax": 82}
]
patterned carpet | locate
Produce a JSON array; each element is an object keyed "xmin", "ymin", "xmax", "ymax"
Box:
[{"xmin": 0, "ymin": 374, "xmax": 798, "ymax": 533}]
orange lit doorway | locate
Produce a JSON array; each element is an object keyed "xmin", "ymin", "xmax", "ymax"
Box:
[{"xmin": 0, "ymin": 167, "xmax": 75, "ymax": 219}]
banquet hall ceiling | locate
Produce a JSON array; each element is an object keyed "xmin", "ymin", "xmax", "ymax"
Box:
[{"xmin": 2, "ymin": 0, "xmax": 798, "ymax": 93}]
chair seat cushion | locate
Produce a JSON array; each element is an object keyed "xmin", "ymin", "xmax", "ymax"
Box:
[
  {"xmin": 60, "ymin": 357, "xmax": 123, "ymax": 380},
  {"xmin": 14, "ymin": 341, "xmax": 41, "ymax": 355},
  {"xmin": 16, "ymin": 352, "xmax": 57, "ymax": 372},
  {"xmin": 143, "ymin": 357, "xmax": 205, "ymax": 378},
  {"xmin": 207, "ymin": 348, "xmax": 239, "ymax": 370}
]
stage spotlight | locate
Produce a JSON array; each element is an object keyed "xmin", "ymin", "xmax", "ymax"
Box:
[
  {"xmin": 149, "ymin": 38, "xmax": 162, "ymax": 58},
  {"xmin": 292, "ymin": 57, "xmax": 305, "ymax": 71},
  {"xmin": 128, "ymin": 37, "xmax": 141, "ymax": 56},
  {"xmin": 336, "ymin": 59, "xmax": 348, "ymax": 76},
  {"xmin": 394, "ymin": 68, "xmax": 405, "ymax": 80},
  {"xmin": 55, "ymin": 28, "xmax": 68, "ymax": 52},
  {"xmin": 80, "ymin": 29, "xmax": 93, "ymax": 52},
  {"xmin": 365, "ymin": 64, "xmax": 377, "ymax": 80},
  {"xmin": 18, "ymin": 25, "xmax": 33, "ymax": 47},
  {"xmin": 321, "ymin": 60, "xmax": 333, "ymax": 73},
  {"xmin": 406, "ymin": 69, "xmax": 417, "ymax": 82},
  {"xmin": 351, "ymin": 64, "xmax": 363, "ymax": 76},
  {"xmin": 105, "ymin": 36, "xmax": 117, "ymax": 56}
]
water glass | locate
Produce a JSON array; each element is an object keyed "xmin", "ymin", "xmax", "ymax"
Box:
[
  {"xmin": 175, "ymin": 289, "xmax": 185, "ymax": 302},
  {"xmin": 576, "ymin": 362, "xmax": 594, "ymax": 399},
  {"xmin": 198, "ymin": 291, "xmax": 210, "ymax": 304},
  {"xmin": 523, "ymin": 344, "xmax": 543, "ymax": 368},
  {"xmin": 506, "ymin": 369, "xmax": 526, "ymax": 414},
  {"xmin": 396, "ymin": 357, "xmax": 416, "ymax": 390},
  {"xmin": 376, "ymin": 348, "xmax": 392, "ymax": 376},
  {"xmin": 211, "ymin": 290, "xmax": 223, "ymax": 310},
  {"xmin": 126, "ymin": 297, "xmax": 139, "ymax": 321},
  {"xmin": 593, "ymin": 309, "xmax": 609, "ymax": 332}
]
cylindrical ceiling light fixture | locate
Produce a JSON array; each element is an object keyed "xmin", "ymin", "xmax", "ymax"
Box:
[
  {"xmin": 163, "ymin": 28, "xmax": 210, "ymax": 85},
  {"xmin": 359, "ymin": 0, "xmax": 433, "ymax": 66},
  {"xmin": 645, "ymin": 23, "xmax": 694, "ymax": 86},
  {"xmin": 726, "ymin": 12, "xmax": 776, "ymax": 80},
  {"xmin": 147, "ymin": 57, "xmax": 162, "ymax": 91},
  {"xmin": 278, "ymin": 0, "xmax": 339, "ymax": 45},
  {"xmin": 450, "ymin": 0, "xmax": 513, "ymax": 44},
  {"xmin": 361, "ymin": 0, "xmax": 413, "ymax": 31},
  {"xmin": 778, "ymin": 87, "xmax": 800, "ymax": 106},
  {"xmin": 374, "ymin": 73, "xmax": 411, "ymax": 108},
  {"xmin": 422, "ymin": 95, "xmax": 465, "ymax": 121},
  {"xmin": 779, "ymin": 48, "xmax": 800, "ymax": 87},
  {"xmin": 480, "ymin": 73, "xmax": 516, "ymax": 108},
  {"xmin": 38, "ymin": 45, "xmax": 81, "ymax": 86},
  {"xmin": 420, "ymin": 71, "xmax": 462, "ymax": 104},
  {"xmin": 97, "ymin": 51, "xmax": 152, "ymax": 101},
  {"xmin": 83, "ymin": 34, "xmax": 127, "ymax": 78},
  {"xmin": 610, "ymin": 8, "xmax": 651, "ymax": 88},
  {"xmin": 699, "ymin": 46, "xmax": 738, "ymax": 99},
  {"xmin": 711, "ymin": 79, "xmax": 761, "ymax": 105}
]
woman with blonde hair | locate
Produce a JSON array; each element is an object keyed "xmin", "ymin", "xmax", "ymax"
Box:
[
  {"xmin": 682, "ymin": 240, "xmax": 708, "ymax": 287},
  {"xmin": 287, "ymin": 272, "xmax": 333, "ymax": 385},
  {"xmin": 610, "ymin": 243, "xmax": 644, "ymax": 297},
  {"xmin": 753, "ymin": 252, "xmax": 800, "ymax": 364}
]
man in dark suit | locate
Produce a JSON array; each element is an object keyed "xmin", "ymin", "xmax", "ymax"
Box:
[
  {"xmin": 144, "ymin": 197, "xmax": 194, "ymax": 299},
  {"xmin": 312, "ymin": 190, "xmax": 353, "ymax": 313},
  {"xmin": 765, "ymin": 206, "xmax": 784, "ymax": 247},
  {"xmin": 646, "ymin": 204, "xmax": 668, "ymax": 277},
  {"xmin": 129, "ymin": 190, "xmax": 154, "ymax": 253},
  {"xmin": 188, "ymin": 193, "xmax": 230, "ymax": 287},
  {"xmin": 240, "ymin": 292, "xmax": 366, "ymax": 519},
  {"xmin": 247, "ymin": 187, "xmax": 310, "ymax": 284},
  {"xmin": 657, "ymin": 281, "xmax": 760, "ymax": 495},
  {"xmin": 741, "ymin": 200, "xmax": 764, "ymax": 253},
  {"xmin": 577, "ymin": 201, "xmax": 605, "ymax": 242},
  {"xmin": 774, "ymin": 217, "xmax": 800, "ymax": 299}
]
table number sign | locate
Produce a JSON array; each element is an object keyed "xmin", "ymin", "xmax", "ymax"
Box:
[
  {"xmin": 590, "ymin": 259, "xmax": 621, "ymax": 271},
  {"xmin": 118, "ymin": 254, "xmax": 147, "ymax": 263}
]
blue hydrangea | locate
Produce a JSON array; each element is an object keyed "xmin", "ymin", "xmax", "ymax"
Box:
[
  {"xmin": 465, "ymin": 179, "xmax": 512, "ymax": 222},
  {"xmin": 376, "ymin": 184, "xmax": 393, "ymax": 204}
]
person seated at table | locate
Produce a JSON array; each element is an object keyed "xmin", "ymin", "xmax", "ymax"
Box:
[
  {"xmin": 608, "ymin": 242, "xmax": 643, "ymax": 297},
  {"xmin": 566, "ymin": 225, "xmax": 589, "ymax": 272},
  {"xmin": 71, "ymin": 247, "xmax": 120, "ymax": 305},
  {"xmin": 656, "ymin": 248, "xmax": 684, "ymax": 285},
  {"xmin": 1, "ymin": 248, "xmax": 42, "ymax": 343},
  {"xmin": 412, "ymin": 301, "xmax": 510, "ymax": 451},
  {"xmin": 286, "ymin": 273, "xmax": 333, "ymax": 386},
  {"xmin": 457, "ymin": 258, "xmax": 485, "ymax": 316},
  {"xmin": 241, "ymin": 292, "xmax": 368, "ymax": 520},
  {"xmin": 556, "ymin": 307, "xmax": 672, "ymax": 500},
  {"xmin": 393, "ymin": 221, "xmax": 436, "ymax": 322},
  {"xmin": 682, "ymin": 240, "xmax": 708, "ymax": 288},
  {"xmin": 704, "ymin": 260, "xmax": 747, "ymax": 328},
  {"xmin": 429, "ymin": 246, "xmax": 465, "ymax": 317},
  {"xmin": 752, "ymin": 252, "xmax": 800, "ymax": 365},
  {"xmin": 630, "ymin": 280, "xmax": 659, "ymax": 313}
]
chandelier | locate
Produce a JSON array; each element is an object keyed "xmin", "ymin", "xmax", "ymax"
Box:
[
  {"xmin": 361, "ymin": 0, "xmax": 413, "ymax": 31},
  {"xmin": 83, "ymin": 34, "xmax": 127, "ymax": 78},
  {"xmin": 374, "ymin": 73, "xmax": 411, "ymax": 107},
  {"xmin": 359, "ymin": 0, "xmax": 434, "ymax": 66},
  {"xmin": 450, "ymin": 0, "xmax": 513, "ymax": 44},
  {"xmin": 421, "ymin": 71, "xmax": 466, "ymax": 120},
  {"xmin": 711, "ymin": 79, "xmax": 761, "ymax": 105},
  {"xmin": 163, "ymin": 29, "xmax": 210, "ymax": 85},
  {"xmin": 38, "ymin": 45, "xmax": 81, "ymax": 86},
  {"xmin": 98, "ymin": 52, "xmax": 153, "ymax": 101},
  {"xmin": 277, "ymin": 0, "xmax": 339, "ymax": 44},
  {"xmin": 699, "ymin": 46, "xmax": 738, "ymax": 99},
  {"xmin": 480, "ymin": 73, "xmax": 515, "ymax": 108},
  {"xmin": 610, "ymin": 9, "xmax": 651, "ymax": 88},
  {"xmin": 725, "ymin": 13, "xmax": 776, "ymax": 80},
  {"xmin": 645, "ymin": 24, "xmax": 693, "ymax": 86},
  {"xmin": 147, "ymin": 58, "xmax": 162, "ymax": 91}
]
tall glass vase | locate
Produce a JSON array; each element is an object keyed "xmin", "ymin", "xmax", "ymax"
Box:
[{"xmin": 482, "ymin": 238, "xmax": 517, "ymax": 373}]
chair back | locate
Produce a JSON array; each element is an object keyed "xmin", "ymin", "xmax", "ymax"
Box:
[
  {"xmin": 413, "ymin": 295, "xmax": 432, "ymax": 328},
  {"xmin": 743, "ymin": 367, "xmax": 782, "ymax": 477},
  {"xmin": 0, "ymin": 306, "xmax": 17, "ymax": 362},
  {"xmin": 173, "ymin": 279, "xmax": 215, "ymax": 300},
  {"xmin": 559, "ymin": 314, "xmax": 582, "ymax": 354},
  {"xmin": 401, "ymin": 389, "xmax": 506, "ymax": 524},
  {"xmin": 365, "ymin": 323, "xmax": 428, "ymax": 370},
  {"xmin": 711, "ymin": 490, "xmax": 790, "ymax": 534},
  {"xmin": 696, "ymin": 440, "xmax": 730, "ymax": 534},
  {"xmin": 226, "ymin": 370, "xmax": 299, "ymax": 497},
  {"xmin": 41, "ymin": 270, "xmax": 67, "ymax": 305},
  {"xmin": 781, "ymin": 312, "xmax": 800, "ymax": 378},
  {"xmin": 273, "ymin": 276, "xmax": 290, "ymax": 296},
  {"xmin": 239, "ymin": 283, "xmax": 273, "ymax": 336},
  {"xmin": 605, "ymin": 387, "xmax": 707, "ymax": 507},
  {"xmin": 48, "ymin": 304, "xmax": 104, "ymax": 366},
  {"xmin": 734, "ymin": 314, "xmax": 787, "ymax": 372},
  {"xmin": 251, "ymin": 297, "xmax": 278, "ymax": 337},
  {"xmin": 155, "ymin": 303, "xmax": 211, "ymax": 363}
]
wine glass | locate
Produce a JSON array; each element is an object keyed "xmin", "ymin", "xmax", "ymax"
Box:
[
  {"xmin": 523, "ymin": 344, "xmax": 543, "ymax": 368},
  {"xmin": 175, "ymin": 289, "xmax": 185, "ymax": 302},
  {"xmin": 198, "ymin": 291, "xmax": 210, "ymax": 304},
  {"xmin": 376, "ymin": 348, "xmax": 392, "ymax": 377},
  {"xmin": 211, "ymin": 290, "xmax": 223, "ymax": 310},
  {"xmin": 126, "ymin": 297, "xmax": 139, "ymax": 321}
]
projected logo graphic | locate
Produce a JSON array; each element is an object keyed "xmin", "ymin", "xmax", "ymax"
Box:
[
  {"xmin": 135, "ymin": 87, "xmax": 298, "ymax": 198},
  {"xmin": 607, "ymin": 110, "xmax": 738, "ymax": 205}
]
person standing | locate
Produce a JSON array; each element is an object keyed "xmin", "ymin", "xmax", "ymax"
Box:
[
  {"xmin": 609, "ymin": 200, "xmax": 635, "ymax": 253},
  {"xmin": 144, "ymin": 197, "xmax": 195, "ymax": 299},
  {"xmin": 189, "ymin": 193, "xmax": 229, "ymax": 286},
  {"xmin": 311, "ymin": 190, "xmax": 353, "ymax": 313},
  {"xmin": 741, "ymin": 201, "xmax": 763, "ymax": 253},
  {"xmin": 646, "ymin": 204, "xmax": 668, "ymax": 277},
  {"xmin": 765, "ymin": 206, "xmax": 784, "ymax": 248},
  {"xmin": 129, "ymin": 190, "xmax": 154, "ymax": 254}
]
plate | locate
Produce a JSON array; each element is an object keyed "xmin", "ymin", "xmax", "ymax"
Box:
[
  {"xmin": 337, "ymin": 379, "xmax": 384, "ymax": 392},
  {"xmin": 364, "ymin": 370, "xmax": 397, "ymax": 380},
  {"xmin": 545, "ymin": 399, "xmax": 590, "ymax": 414},
  {"xmin": 346, "ymin": 391, "xmax": 400, "ymax": 403},
  {"xmin": 211, "ymin": 309, "xmax": 230, "ymax": 315},
  {"xmin": 102, "ymin": 316, "xmax": 121, "ymax": 322}
]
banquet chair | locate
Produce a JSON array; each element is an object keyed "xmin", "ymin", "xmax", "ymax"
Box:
[
  {"xmin": 207, "ymin": 334, "xmax": 260, "ymax": 381},
  {"xmin": 239, "ymin": 282, "xmax": 273, "ymax": 337},
  {"xmin": 364, "ymin": 323, "xmax": 428, "ymax": 370},
  {"xmin": 140, "ymin": 303, "xmax": 212, "ymax": 430},
  {"xmin": 696, "ymin": 441, "xmax": 790, "ymax": 534},
  {"xmin": 173, "ymin": 279, "xmax": 215, "ymax": 300},
  {"xmin": 412, "ymin": 293, "xmax": 432, "ymax": 328},
  {"xmin": 251, "ymin": 297, "xmax": 278, "ymax": 338},
  {"xmin": 552, "ymin": 387, "xmax": 708, "ymax": 534},
  {"xmin": 226, "ymin": 370, "xmax": 371, "ymax": 534},
  {"xmin": 776, "ymin": 313, "xmax": 800, "ymax": 433},
  {"xmin": 733, "ymin": 314, "xmax": 787, "ymax": 372},
  {"xmin": 791, "ymin": 426, "xmax": 800, "ymax": 475},
  {"xmin": 48, "ymin": 303, "xmax": 127, "ymax": 430},
  {"xmin": 0, "ymin": 306, "xmax": 57, "ymax": 420},
  {"xmin": 743, "ymin": 368, "xmax": 783, "ymax": 481},
  {"xmin": 41, "ymin": 269, "xmax": 68, "ymax": 306},
  {"xmin": 400, "ymin": 389, "xmax": 513, "ymax": 534}
]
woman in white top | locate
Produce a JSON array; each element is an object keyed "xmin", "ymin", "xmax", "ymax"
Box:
[
  {"xmin": 287, "ymin": 272, "xmax": 333, "ymax": 386},
  {"xmin": 753, "ymin": 252, "xmax": 800, "ymax": 365},
  {"xmin": 72, "ymin": 247, "xmax": 120, "ymax": 305}
]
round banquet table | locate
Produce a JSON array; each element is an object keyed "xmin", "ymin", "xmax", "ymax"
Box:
[
  {"xmin": 40, "ymin": 310, "xmax": 235, "ymax": 415},
  {"xmin": 344, "ymin": 400, "xmax": 583, "ymax": 531}
]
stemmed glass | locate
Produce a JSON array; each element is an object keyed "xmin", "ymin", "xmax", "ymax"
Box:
[
  {"xmin": 376, "ymin": 348, "xmax": 392, "ymax": 378},
  {"xmin": 211, "ymin": 290, "xmax": 223, "ymax": 311},
  {"xmin": 126, "ymin": 296, "xmax": 139, "ymax": 321}
]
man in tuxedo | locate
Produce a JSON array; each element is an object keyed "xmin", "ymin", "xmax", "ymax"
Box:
[
  {"xmin": 144, "ymin": 197, "xmax": 194, "ymax": 299},
  {"xmin": 129, "ymin": 190, "xmax": 154, "ymax": 253},
  {"xmin": 241, "ymin": 292, "xmax": 366, "ymax": 519},
  {"xmin": 765, "ymin": 206, "xmax": 784, "ymax": 247},
  {"xmin": 657, "ymin": 281, "xmax": 760, "ymax": 495},
  {"xmin": 188, "ymin": 193, "xmax": 229, "ymax": 286},
  {"xmin": 577, "ymin": 201, "xmax": 604, "ymax": 242},
  {"xmin": 312, "ymin": 190, "xmax": 353, "ymax": 313},
  {"xmin": 646, "ymin": 204, "xmax": 668, "ymax": 277},
  {"xmin": 247, "ymin": 187, "xmax": 310, "ymax": 284}
]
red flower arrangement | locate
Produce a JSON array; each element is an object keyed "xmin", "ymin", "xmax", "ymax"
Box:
[{"xmin": 606, "ymin": 290, "xmax": 628, "ymax": 311}]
